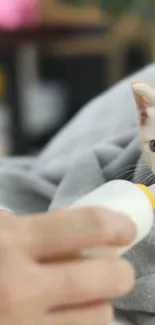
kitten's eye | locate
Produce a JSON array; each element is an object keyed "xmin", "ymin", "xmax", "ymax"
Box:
[{"xmin": 150, "ymin": 140, "xmax": 155, "ymax": 152}]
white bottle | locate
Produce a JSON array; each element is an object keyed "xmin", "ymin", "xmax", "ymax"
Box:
[{"xmin": 72, "ymin": 180, "xmax": 155, "ymax": 257}]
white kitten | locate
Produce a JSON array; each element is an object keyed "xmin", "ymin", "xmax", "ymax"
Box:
[{"xmin": 132, "ymin": 81, "xmax": 155, "ymax": 177}]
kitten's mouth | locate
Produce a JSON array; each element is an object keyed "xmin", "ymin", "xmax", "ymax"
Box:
[
  {"xmin": 149, "ymin": 183, "xmax": 155, "ymax": 195},
  {"xmin": 147, "ymin": 168, "xmax": 155, "ymax": 186},
  {"xmin": 152, "ymin": 167, "xmax": 155, "ymax": 177}
]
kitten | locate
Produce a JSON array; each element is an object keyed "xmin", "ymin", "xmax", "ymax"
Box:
[{"xmin": 132, "ymin": 81, "xmax": 155, "ymax": 184}]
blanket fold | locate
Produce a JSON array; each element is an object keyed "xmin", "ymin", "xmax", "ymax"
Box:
[{"xmin": 0, "ymin": 63, "xmax": 155, "ymax": 324}]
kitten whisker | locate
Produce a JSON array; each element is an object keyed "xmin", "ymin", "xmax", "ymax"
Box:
[
  {"xmin": 114, "ymin": 168, "xmax": 147, "ymax": 179},
  {"xmin": 114, "ymin": 164, "xmax": 150, "ymax": 174},
  {"xmin": 116, "ymin": 168, "xmax": 150, "ymax": 180}
]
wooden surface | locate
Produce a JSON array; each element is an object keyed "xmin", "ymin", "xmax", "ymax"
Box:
[
  {"xmin": 51, "ymin": 34, "xmax": 111, "ymax": 56},
  {"xmin": 0, "ymin": 25, "xmax": 110, "ymax": 48},
  {"xmin": 40, "ymin": 1, "xmax": 112, "ymax": 27},
  {"xmin": 0, "ymin": 1, "xmax": 112, "ymax": 47}
]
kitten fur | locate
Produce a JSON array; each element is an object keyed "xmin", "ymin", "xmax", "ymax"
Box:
[{"xmin": 131, "ymin": 81, "xmax": 155, "ymax": 184}]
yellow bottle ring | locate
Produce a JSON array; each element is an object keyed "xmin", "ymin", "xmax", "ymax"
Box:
[{"xmin": 137, "ymin": 184, "xmax": 155, "ymax": 209}]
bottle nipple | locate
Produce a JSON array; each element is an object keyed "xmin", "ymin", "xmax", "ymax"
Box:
[{"xmin": 137, "ymin": 184, "xmax": 155, "ymax": 209}]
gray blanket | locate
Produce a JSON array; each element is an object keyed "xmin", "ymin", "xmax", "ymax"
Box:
[{"xmin": 1, "ymin": 63, "xmax": 155, "ymax": 324}]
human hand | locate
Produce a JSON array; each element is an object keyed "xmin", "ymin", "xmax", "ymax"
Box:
[{"xmin": 0, "ymin": 207, "xmax": 136, "ymax": 325}]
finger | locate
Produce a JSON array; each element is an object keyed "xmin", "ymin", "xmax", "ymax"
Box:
[
  {"xmin": 44, "ymin": 302, "xmax": 113, "ymax": 325},
  {"xmin": 0, "ymin": 209, "xmax": 14, "ymax": 230},
  {"xmin": 21, "ymin": 207, "xmax": 136, "ymax": 260},
  {"xmin": 42, "ymin": 258, "xmax": 135, "ymax": 308}
]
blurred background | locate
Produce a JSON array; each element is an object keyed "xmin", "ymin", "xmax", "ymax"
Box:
[{"xmin": 0, "ymin": 0, "xmax": 154, "ymax": 156}]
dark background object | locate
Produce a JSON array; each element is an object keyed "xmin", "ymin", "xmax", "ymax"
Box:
[
  {"xmin": 123, "ymin": 44, "xmax": 149, "ymax": 77},
  {"xmin": 39, "ymin": 52, "xmax": 108, "ymax": 121}
]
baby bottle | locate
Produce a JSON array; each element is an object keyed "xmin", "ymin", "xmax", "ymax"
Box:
[{"xmin": 71, "ymin": 180, "xmax": 155, "ymax": 257}]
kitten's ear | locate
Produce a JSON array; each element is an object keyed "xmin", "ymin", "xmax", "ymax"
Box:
[{"xmin": 132, "ymin": 81, "xmax": 155, "ymax": 126}]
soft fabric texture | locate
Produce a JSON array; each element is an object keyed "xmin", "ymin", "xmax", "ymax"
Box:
[
  {"xmin": 1, "ymin": 63, "xmax": 155, "ymax": 324},
  {"xmin": 112, "ymin": 318, "xmax": 134, "ymax": 325}
]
